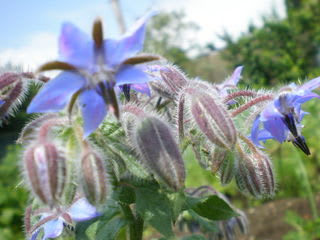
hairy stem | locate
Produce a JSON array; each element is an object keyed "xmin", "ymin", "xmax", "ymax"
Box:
[
  {"xmin": 224, "ymin": 90, "xmax": 257, "ymax": 103},
  {"xmin": 231, "ymin": 94, "xmax": 273, "ymax": 117},
  {"xmin": 120, "ymin": 203, "xmax": 144, "ymax": 240}
]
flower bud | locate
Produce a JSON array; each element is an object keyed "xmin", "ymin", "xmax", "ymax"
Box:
[
  {"xmin": 191, "ymin": 92, "xmax": 237, "ymax": 149},
  {"xmin": 211, "ymin": 147, "xmax": 229, "ymax": 174},
  {"xmin": 0, "ymin": 72, "xmax": 19, "ymax": 89},
  {"xmin": 235, "ymin": 142, "xmax": 275, "ymax": 198},
  {"xmin": 81, "ymin": 152, "xmax": 107, "ymax": 206},
  {"xmin": 133, "ymin": 117, "xmax": 185, "ymax": 190},
  {"xmin": 218, "ymin": 154, "xmax": 235, "ymax": 185},
  {"xmin": 148, "ymin": 65, "xmax": 188, "ymax": 100},
  {"xmin": 23, "ymin": 143, "xmax": 66, "ymax": 207},
  {"xmin": 160, "ymin": 65, "xmax": 188, "ymax": 94},
  {"xmin": 0, "ymin": 79, "xmax": 24, "ymax": 121}
]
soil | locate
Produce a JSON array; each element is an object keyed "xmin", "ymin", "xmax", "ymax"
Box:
[{"xmin": 238, "ymin": 195, "xmax": 320, "ymax": 240}]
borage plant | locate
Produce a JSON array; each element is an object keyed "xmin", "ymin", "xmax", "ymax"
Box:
[{"xmin": 1, "ymin": 10, "xmax": 320, "ymax": 240}]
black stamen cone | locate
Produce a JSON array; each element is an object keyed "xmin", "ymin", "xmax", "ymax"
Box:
[
  {"xmin": 98, "ymin": 82, "xmax": 120, "ymax": 119},
  {"xmin": 283, "ymin": 113, "xmax": 298, "ymax": 137},
  {"xmin": 122, "ymin": 84, "xmax": 131, "ymax": 101},
  {"xmin": 292, "ymin": 136, "xmax": 311, "ymax": 155}
]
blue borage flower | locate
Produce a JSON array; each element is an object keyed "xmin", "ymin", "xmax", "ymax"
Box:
[
  {"xmin": 0, "ymin": 99, "xmax": 4, "ymax": 107},
  {"xmin": 30, "ymin": 198, "xmax": 100, "ymax": 240},
  {"xmin": 27, "ymin": 11, "xmax": 158, "ymax": 137},
  {"xmin": 251, "ymin": 76, "xmax": 320, "ymax": 155}
]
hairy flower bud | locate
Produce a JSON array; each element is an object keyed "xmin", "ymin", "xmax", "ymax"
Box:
[
  {"xmin": 160, "ymin": 65, "xmax": 188, "ymax": 94},
  {"xmin": 191, "ymin": 92, "xmax": 237, "ymax": 149},
  {"xmin": 81, "ymin": 152, "xmax": 107, "ymax": 206},
  {"xmin": 218, "ymin": 153, "xmax": 235, "ymax": 185},
  {"xmin": 209, "ymin": 147, "xmax": 226, "ymax": 172},
  {"xmin": 235, "ymin": 141, "xmax": 275, "ymax": 198},
  {"xmin": 23, "ymin": 143, "xmax": 66, "ymax": 207},
  {"xmin": 133, "ymin": 117, "xmax": 185, "ymax": 190},
  {"xmin": 149, "ymin": 65, "xmax": 188, "ymax": 99},
  {"xmin": 0, "ymin": 79, "xmax": 24, "ymax": 121}
]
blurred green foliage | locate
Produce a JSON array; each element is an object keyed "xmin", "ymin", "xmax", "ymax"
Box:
[
  {"xmin": 0, "ymin": 145, "xmax": 28, "ymax": 240},
  {"xmin": 283, "ymin": 211, "xmax": 320, "ymax": 240},
  {"xmin": 221, "ymin": 0, "xmax": 320, "ymax": 87}
]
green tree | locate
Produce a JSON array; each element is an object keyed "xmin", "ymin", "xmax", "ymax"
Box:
[{"xmin": 221, "ymin": 0, "xmax": 320, "ymax": 87}]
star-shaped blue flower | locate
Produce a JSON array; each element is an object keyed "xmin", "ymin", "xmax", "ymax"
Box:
[
  {"xmin": 27, "ymin": 12, "xmax": 157, "ymax": 137},
  {"xmin": 251, "ymin": 76, "xmax": 320, "ymax": 155},
  {"xmin": 30, "ymin": 198, "xmax": 100, "ymax": 240}
]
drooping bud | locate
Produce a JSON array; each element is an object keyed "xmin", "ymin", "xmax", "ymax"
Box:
[
  {"xmin": 133, "ymin": 117, "xmax": 185, "ymax": 190},
  {"xmin": 217, "ymin": 152, "xmax": 235, "ymax": 185},
  {"xmin": 235, "ymin": 139, "xmax": 275, "ymax": 198},
  {"xmin": 191, "ymin": 91, "xmax": 237, "ymax": 149},
  {"xmin": 0, "ymin": 79, "xmax": 24, "ymax": 121},
  {"xmin": 80, "ymin": 151, "xmax": 107, "ymax": 206},
  {"xmin": 149, "ymin": 64, "xmax": 189, "ymax": 99},
  {"xmin": 211, "ymin": 147, "xmax": 229, "ymax": 174},
  {"xmin": 17, "ymin": 114, "xmax": 59, "ymax": 144},
  {"xmin": 0, "ymin": 72, "xmax": 19, "ymax": 89},
  {"xmin": 160, "ymin": 65, "xmax": 188, "ymax": 94},
  {"xmin": 23, "ymin": 143, "xmax": 66, "ymax": 207}
]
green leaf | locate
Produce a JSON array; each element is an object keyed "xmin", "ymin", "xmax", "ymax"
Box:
[
  {"xmin": 112, "ymin": 185, "xmax": 135, "ymax": 205},
  {"xmin": 187, "ymin": 195, "xmax": 238, "ymax": 221},
  {"xmin": 75, "ymin": 217, "xmax": 100, "ymax": 240},
  {"xmin": 95, "ymin": 217, "xmax": 128, "ymax": 240},
  {"xmin": 135, "ymin": 187, "xmax": 174, "ymax": 237}
]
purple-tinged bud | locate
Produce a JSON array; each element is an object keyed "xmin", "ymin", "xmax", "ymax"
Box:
[
  {"xmin": 133, "ymin": 117, "xmax": 185, "ymax": 190},
  {"xmin": 121, "ymin": 104, "xmax": 148, "ymax": 144},
  {"xmin": 218, "ymin": 154, "xmax": 235, "ymax": 185},
  {"xmin": 17, "ymin": 114, "xmax": 59, "ymax": 144},
  {"xmin": 0, "ymin": 72, "xmax": 20, "ymax": 89},
  {"xmin": 23, "ymin": 143, "xmax": 66, "ymax": 207},
  {"xmin": 235, "ymin": 139, "xmax": 275, "ymax": 198},
  {"xmin": 81, "ymin": 152, "xmax": 107, "ymax": 206},
  {"xmin": 149, "ymin": 65, "xmax": 189, "ymax": 100},
  {"xmin": 0, "ymin": 80, "xmax": 24, "ymax": 120},
  {"xmin": 160, "ymin": 65, "xmax": 188, "ymax": 94},
  {"xmin": 176, "ymin": 92, "xmax": 186, "ymax": 139},
  {"xmin": 191, "ymin": 92, "xmax": 237, "ymax": 149}
]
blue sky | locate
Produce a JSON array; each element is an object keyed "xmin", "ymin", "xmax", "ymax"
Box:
[
  {"xmin": 0, "ymin": 0, "xmax": 285, "ymax": 70},
  {"xmin": 0, "ymin": 0, "xmax": 155, "ymax": 50}
]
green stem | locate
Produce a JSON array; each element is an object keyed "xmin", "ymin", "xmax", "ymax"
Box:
[
  {"xmin": 120, "ymin": 203, "xmax": 144, "ymax": 240},
  {"xmin": 295, "ymin": 156, "xmax": 318, "ymax": 219}
]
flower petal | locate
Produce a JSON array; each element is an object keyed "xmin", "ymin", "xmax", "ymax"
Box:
[
  {"xmin": 260, "ymin": 103, "xmax": 288, "ymax": 142},
  {"xmin": 263, "ymin": 118, "xmax": 287, "ymax": 143},
  {"xmin": 104, "ymin": 11, "xmax": 156, "ymax": 67},
  {"xmin": 250, "ymin": 117, "xmax": 263, "ymax": 147},
  {"xmin": 115, "ymin": 65, "xmax": 151, "ymax": 86},
  {"xmin": 299, "ymin": 76, "xmax": 320, "ymax": 91},
  {"xmin": 68, "ymin": 198, "xmax": 100, "ymax": 222},
  {"xmin": 79, "ymin": 89, "xmax": 107, "ymax": 137},
  {"xmin": 30, "ymin": 229, "xmax": 40, "ymax": 240},
  {"xmin": 59, "ymin": 22, "xmax": 94, "ymax": 69},
  {"xmin": 293, "ymin": 92, "xmax": 320, "ymax": 104},
  {"xmin": 224, "ymin": 66, "xmax": 243, "ymax": 86},
  {"xmin": 131, "ymin": 83, "xmax": 151, "ymax": 96},
  {"xmin": 42, "ymin": 218, "xmax": 64, "ymax": 240},
  {"xmin": 27, "ymin": 71, "xmax": 85, "ymax": 113}
]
